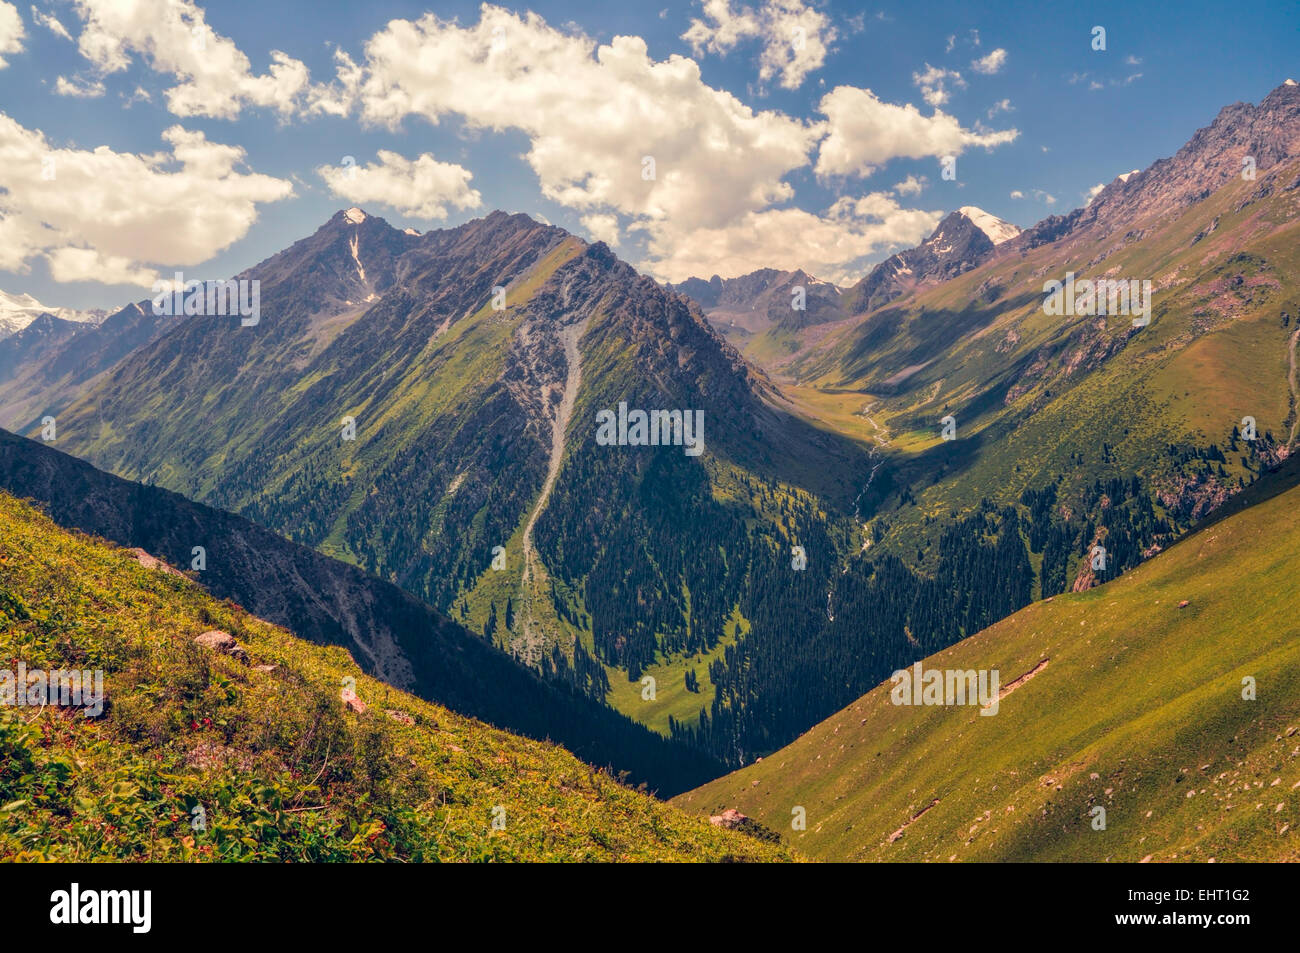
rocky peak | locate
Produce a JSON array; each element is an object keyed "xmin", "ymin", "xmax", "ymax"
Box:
[
  {"xmin": 1019, "ymin": 79, "xmax": 1300, "ymax": 250},
  {"xmin": 848, "ymin": 209, "xmax": 999, "ymax": 315}
]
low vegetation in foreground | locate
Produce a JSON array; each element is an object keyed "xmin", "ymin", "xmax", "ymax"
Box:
[{"xmin": 0, "ymin": 491, "xmax": 792, "ymax": 862}]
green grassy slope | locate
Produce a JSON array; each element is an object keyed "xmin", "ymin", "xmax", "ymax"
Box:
[
  {"xmin": 673, "ymin": 478, "xmax": 1300, "ymax": 862},
  {"xmin": 0, "ymin": 490, "xmax": 792, "ymax": 862},
  {"xmin": 780, "ymin": 155, "xmax": 1300, "ymax": 565}
]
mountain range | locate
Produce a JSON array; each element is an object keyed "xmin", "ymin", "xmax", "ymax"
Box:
[
  {"xmin": 1, "ymin": 80, "xmax": 1297, "ymax": 833},
  {"xmin": 670, "ymin": 205, "xmax": 1021, "ymax": 365},
  {"xmin": 0, "ymin": 289, "xmax": 105, "ymax": 339}
]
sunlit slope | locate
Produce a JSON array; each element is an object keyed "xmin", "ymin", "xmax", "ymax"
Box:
[
  {"xmin": 674, "ymin": 479, "xmax": 1300, "ymax": 862},
  {"xmin": 0, "ymin": 490, "xmax": 792, "ymax": 862},
  {"xmin": 786, "ymin": 155, "xmax": 1300, "ymax": 553}
]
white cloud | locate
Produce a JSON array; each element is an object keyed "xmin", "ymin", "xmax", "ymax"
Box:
[
  {"xmin": 1031, "ymin": 188, "xmax": 1056, "ymax": 205},
  {"xmin": 681, "ymin": 0, "xmax": 836, "ymax": 90},
  {"xmin": 54, "ymin": 74, "xmax": 105, "ymax": 97},
  {"xmin": 0, "ymin": 114, "xmax": 293, "ymax": 284},
  {"xmin": 970, "ymin": 48, "xmax": 1007, "ymax": 75},
  {"xmin": 682, "ymin": 0, "xmax": 761, "ymax": 54},
  {"xmin": 317, "ymin": 150, "xmax": 481, "ymax": 220},
  {"xmin": 986, "ymin": 97, "xmax": 1012, "ymax": 118},
  {"xmin": 893, "ymin": 174, "xmax": 926, "ymax": 196},
  {"xmin": 912, "ymin": 63, "xmax": 964, "ymax": 107},
  {"xmin": 68, "ymin": 0, "xmax": 313, "ymax": 118},
  {"xmin": 0, "ymin": 1, "xmax": 25, "ymax": 67},
  {"xmin": 815, "ymin": 85, "xmax": 1017, "ymax": 178},
  {"xmin": 1084, "ymin": 182, "xmax": 1105, "ymax": 203},
  {"xmin": 581, "ymin": 212, "xmax": 620, "ymax": 246},
  {"xmin": 351, "ymin": 7, "xmax": 818, "ymax": 238},
  {"xmin": 639, "ymin": 192, "xmax": 942, "ymax": 283},
  {"xmin": 328, "ymin": 7, "xmax": 1013, "ymax": 280},
  {"xmin": 30, "ymin": 4, "xmax": 71, "ymax": 41},
  {"xmin": 304, "ymin": 48, "xmax": 364, "ymax": 117},
  {"xmin": 46, "ymin": 247, "xmax": 156, "ymax": 285},
  {"xmin": 1009, "ymin": 189, "xmax": 1024, "ymax": 199}
]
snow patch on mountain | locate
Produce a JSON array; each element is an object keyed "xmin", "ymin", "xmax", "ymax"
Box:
[
  {"xmin": 344, "ymin": 207, "xmax": 367, "ymax": 225},
  {"xmin": 957, "ymin": 207, "xmax": 1021, "ymax": 245},
  {"xmin": 0, "ymin": 289, "xmax": 106, "ymax": 338}
]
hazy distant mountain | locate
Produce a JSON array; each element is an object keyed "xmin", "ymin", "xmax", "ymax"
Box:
[
  {"xmin": 669, "ymin": 268, "xmax": 845, "ymax": 339},
  {"xmin": 0, "ymin": 288, "xmax": 106, "ymax": 339},
  {"xmin": 0, "ymin": 299, "xmax": 180, "ymax": 432}
]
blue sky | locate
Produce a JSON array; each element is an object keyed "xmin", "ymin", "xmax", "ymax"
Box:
[{"xmin": 0, "ymin": 0, "xmax": 1296, "ymax": 309}]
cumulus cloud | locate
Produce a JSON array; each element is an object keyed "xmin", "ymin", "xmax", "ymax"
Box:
[
  {"xmin": 328, "ymin": 7, "xmax": 1009, "ymax": 280},
  {"xmin": 67, "ymin": 0, "xmax": 313, "ymax": 118},
  {"xmin": 970, "ymin": 48, "xmax": 1006, "ymax": 74},
  {"xmin": 1009, "ymin": 189, "xmax": 1024, "ymax": 199},
  {"xmin": 1084, "ymin": 182, "xmax": 1105, "ymax": 203},
  {"xmin": 0, "ymin": 1, "xmax": 24, "ymax": 67},
  {"xmin": 303, "ymin": 48, "xmax": 364, "ymax": 117},
  {"xmin": 351, "ymin": 7, "xmax": 817, "ymax": 238},
  {"xmin": 54, "ymin": 74, "xmax": 105, "ymax": 97},
  {"xmin": 681, "ymin": 0, "xmax": 836, "ymax": 90},
  {"xmin": 0, "ymin": 114, "xmax": 293, "ymax": 284},
  {"xmin": 912, "ymin": 63, "xmax": 964, "ymax": 107},
  {"xmin": 581, "ymin": 212, "xmax": 621, "ymax": 246},
  {"xmin": 639, "ymin": 192, "xmax": 942, "ymax": 284},
  {"xmin": 815, "ymin": 85, "xmax": 1018, "ymax": 178},
  {"xmin": 893, "ymin": 174, "xmax": 926, "ymax": 196},
  {"xmin": 21, "ymin": 2, "xmax": 1015, "ymax": 286},
  {"xmin": 317, "ymin": 150, "xmax": 481, "ymax": 219},
  {"xmin": 30, "ymin": 4, "xmax": 71, "ymax": 41}
]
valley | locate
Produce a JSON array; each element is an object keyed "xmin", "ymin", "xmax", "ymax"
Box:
[{"xmin": 1, "ymin": 77, "xmax": 1297, "ymax": 839}]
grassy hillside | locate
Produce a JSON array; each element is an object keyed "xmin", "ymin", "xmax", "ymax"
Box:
[
  {"xmin": 0, "ymin": 490, "xmax": 792, "ymax": 862},
  {"xmin": 674, "ymin": 477, "xmax": 1300, "ymax": 862},
  {"xmin": 0, "ymin": 428, "xmax": 726, "ymax": 796},
  {"xmin": 781, "ymin": 154, "xmax": 1300, "ymax": 570}
]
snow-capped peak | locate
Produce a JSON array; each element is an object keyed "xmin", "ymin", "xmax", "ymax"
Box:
[
  {"xmin": 1117, "ymin": 169, "xmax": 1140, "ymax": 183},
  {"xmin": 403, "ymin": 227, "xmax": 420, "ymax": 236},
  {"xmin": 957, "ymin": 206, "xmax": 1021, "ymax": 245},
  {"xmin": 343, "ymin": 207, "xmax": 367, "ymax": 225},
  {"xmin": 0, "ymin": 288, "xmax": 105, "ymax": 338},
  {"xmin": 1286, "ymin": 78, "xmax": 1297, "ymax": 87}
]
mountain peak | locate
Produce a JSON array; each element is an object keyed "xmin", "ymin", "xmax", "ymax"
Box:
[
  {"xmin": 343, "ymin": 207, "xmax": 367, "ymax": 224},
  {"xmin": 0, "ymin": 288, "xmax": 106, "ymax": 338},
  {"xmin": 1019, "ymin": 79, "xmax": 1300, "ymax": 251},
  {"xmin": 957, "ymin": 206, "xmax": 1021, "ymax": 245}
]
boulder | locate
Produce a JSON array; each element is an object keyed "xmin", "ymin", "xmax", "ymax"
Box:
[
  {"xmin": 194, "ymin": 630, "xmax": 249, "ymax": 663},
  {"xmin": 708, "ymin": 808, "xmax": 749, "ymax": 830},
  {"xmin": 341, "ymin": 687, "xmax": 367, "ymax": 713}
]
